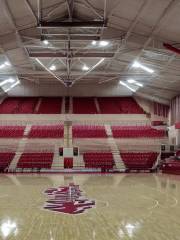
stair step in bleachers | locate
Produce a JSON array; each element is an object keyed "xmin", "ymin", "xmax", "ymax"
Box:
[{"xmin": 73, "ymin": 156, "xmax": 85, "ymax": 169}]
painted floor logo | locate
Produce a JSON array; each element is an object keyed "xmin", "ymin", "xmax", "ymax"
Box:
[{"xmin": 44, "ymin": 183, "xmax": 95, "ymax": 215}]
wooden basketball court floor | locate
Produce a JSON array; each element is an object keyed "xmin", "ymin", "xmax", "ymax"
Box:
[{"xmin": 0, "ymin": 173, "xmax": 180, "ymax": 240}]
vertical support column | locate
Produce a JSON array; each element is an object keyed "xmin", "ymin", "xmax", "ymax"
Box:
[
  {"xmin": 61, "ymin": 97, "xmax": 65, "ymax": 114},
  {"xmin": 69, "ymin": 97, "xmax": 73, "ymax": 113}
]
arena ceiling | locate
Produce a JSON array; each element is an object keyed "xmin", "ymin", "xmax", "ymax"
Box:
[{"xmin": 0, "ymin": 0, "xmax": 180, "ymax": 102}]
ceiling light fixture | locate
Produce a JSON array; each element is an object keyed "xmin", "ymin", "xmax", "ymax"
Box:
[
  {"xmin": 0, "ymin": 64, "xmax": 5, "ymax": 69},
  {"xmin": 132, "ymin": 61, "xmax": 154, "ymax": 73},
  {"xmin": 82, "ymin": 64, "xmax": 89, "ymax": 71},
  {"xmin": 135, "ymin": 82, "xmax": 143, "ymax": 87},
  {"xmin": 127, "ymin": 79, "xmax": 136, "ymax": 84},
  {"xmin": 0, "ymin": 78, "xmax": 15, "ymax": 87},
  {"xmin": 99, "ymin": 41, "xmax": 109, "ymax": 47},
  {"xmin": 4, "ymin": 61, "xmax": 11, "ymax": 66},
  {"xmin": 119, "ymin": 81, "xmax": 136, "ymax": 92},
  {"xmin": 3, "ymin": 80, "xmax": 20, "ymax": 92},
  {"xmin": 43, "ymin": 40, "xmax": 49, "ymax": 45},
  {"xmin": 92, "ymin": 40, "xmax": 97, "ymax": 46},
  {"xmin": 49, "ymin": 65, "xmax": 56, "ymax": 71},
  {"xmin": 127, "ymin": 79, "xmax": 143, "ymax": 87}
]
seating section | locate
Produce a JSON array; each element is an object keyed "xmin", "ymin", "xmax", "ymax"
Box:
[
  {"xmin": 0, "ymin": 97, "xmax": 38, "ymax": 114},
  {"xmin": 28, "ymin": 125, "xmax": 64, "ymax": 138},
  {"xmin": 151, "ymin": 121, "xmax": 165, "ymax": 126},
  {"xmin": 73, "ymin": 97, "xmax": 98, "ymax": 114},
  {"xmin": 0, "ymin": 126, "xmax": 25, "ymax": 138},
  {"xmin": 83, "ymin": 152, "xmax": 114, "ymax": 170},
  {"xmin": 37, "ymin": 97, "xmax": 62, "ymax": 114},
  {"xmin": 121, "ymin": 152, "xmax": 158, "ymax": 170},
  {"xmin": 97, "ymin": 97, "xmax": 144, "ymax": 114},
  {"xmin": 112, "ymin": 126, "xmax": 165, "ymax": 138},
  {"xmin": 0, "ymin": 96, "xmax": 145, "ymax": 114},
  {"xmin": 0, "ymin": 98, "xmax": 21, "ymax": 113},
  {"xmin": 16, "ymin": 97, "xmax": 38, "ymax": 113},
  {"xmin": 17, "ymin": 153, "xmax": 54, "ymax": 169},
  {"xmin": 73, "ymin": 125, "xmax": 107, "ymax": 138},
  {"xmin": 161, "ymin": 160, "xmax": 180, "ymax": 174},
  {"xmin": 0, "ymin": 153, "xmax": 15, "ymax": 172}
]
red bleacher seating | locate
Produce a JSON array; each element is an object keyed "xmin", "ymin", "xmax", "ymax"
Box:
[
  {"xmin": 0, "ymin": 98, "xmax": 20, "ymax": 113},
  {"xmin": 73, "ymin": 97, "xmax": 97, "ymax": 114},
  {"xmin": 16, "ymin": 97, "xmax": 38, "ymax": 113},
  {"xmin": 161, "ymin": 159, "xmax": 180, "ymax": 174},
  {"xmin": 0, "ymin": 152, "xmax": 15, "ymax": 172},
  {"xmin": 121, "ymin": 152, "xmax": 158, "ymax": 170},
  {"xmin": 83, "ymin": 152, "xmax": 114, "ymax": 170},
  {"xmin": 17, "ymin": 153, "xmax": 53, "ymax": 169},
  {"xmin": 73, "ymin": 125, "xmax": 107, "ymax": 138},
  {"xmin": 0, "ymin": 126, "xmax": 25, "ymax": 138},
  {"xmin": 0, "ymin": 97, "xmax": 38, "ymax": 114},
  {"xmin": 97, "ymin": 97, "xmax": 144, "ymax": 114},
  {"xmin": 37, "ymin": 97, "xmax": 62, "ymax": 114},
  {"xmin": 151, "ymin": 121, "xmax": 165, "ymax": 126},
  {"xmin": 112, "ymin": 126, "xmax": 165, "ymax": 138},
  {"xmin": 28, "ymin": 125, "xmax": 64, "ymax": 138}
]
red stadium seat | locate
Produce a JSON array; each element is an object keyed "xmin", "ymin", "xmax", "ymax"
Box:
[
  {"xmin": 37, "ymin": 97, "xmax": 62, "ymax": 114},
  {"xmin": 17, "ymin": 153, "xmax": 54, "ymax": 169},
  {"xmin": 83, "ymin": 152, "xmax": 114, "ymax": 170},
  {"xmin": 73, "ymin": 97, "xmax": 97, "ymax": 114},
  {"xmin": 0, "ymin": 152, "xmax": 15, "ymax": 172},
  {"xmin": 97, "ymin": 97, "xmax": 144, "ymax": 114},
  {"xmin": 28, "ymin": 125, "xmax": 64, "ymax": 138},
  {"xmin": 121, "ymin": 152, "xmax": 158, "ymax": 170},
  {"xmin": 112, "ymin": 126, "xmax": 165, "ymax": 138},
  {"xmin": 161, "ymin": 159, "xmax": 180, "ymax": 174},
  {"xmin": 0, "ymin": 126, "xmax": 25, "ymax": 138},
  {"xmin": 73, "ymin": 125, "xmax": 107, "ymax": 138},
  {"xmin": 0, "ymin": 97, "xmax": 38, "ymax": 114}
]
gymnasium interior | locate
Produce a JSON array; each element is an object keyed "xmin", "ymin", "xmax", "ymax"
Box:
[{"xmin": 0, "ymin": 0, "xmax": 180, "ymax": 239}]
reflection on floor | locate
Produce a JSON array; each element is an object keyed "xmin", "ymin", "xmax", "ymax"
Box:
[{"xmin": 0, "ymin": 174, "xmax": 180, "ymax": 240}]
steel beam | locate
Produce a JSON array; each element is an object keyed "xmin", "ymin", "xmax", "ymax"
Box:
[
  {"xmin": 41, "ymin": 34, "xmax": 100, "ymax": 41},
  {"xmin": 29, "ymin": 52, "xmax": 114, "ymax": 58},
  {"xmin": 38, "ymin": 20, "xmax": 107, "ymax": 28}
]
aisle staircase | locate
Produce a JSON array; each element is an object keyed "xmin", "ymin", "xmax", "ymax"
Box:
[
  {"xmin": 105, "ymin": 124, "xmax": 126, "ymax": 172},
  {"xmin": 73, "ymin": 155, "xmax": 85, "ymax": 169},
  {"xmin": 8, "ymin": 138, "xmax": 27, "ymax": 171}
]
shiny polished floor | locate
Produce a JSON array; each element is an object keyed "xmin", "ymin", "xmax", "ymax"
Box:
[{"xmin": 0, "ymin": 173, "xmax": 180, "ymax": 240}]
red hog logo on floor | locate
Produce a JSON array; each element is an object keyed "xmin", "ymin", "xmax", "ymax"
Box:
[{"xmin": 44, "ymin": 183, "xmax": 95, "ymax": 215}]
